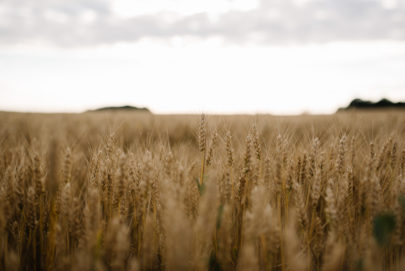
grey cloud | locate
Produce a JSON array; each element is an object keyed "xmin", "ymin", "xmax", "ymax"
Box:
[{"xmin": 0, "ymin": 0, "xmax": 405, "ymax": 46}]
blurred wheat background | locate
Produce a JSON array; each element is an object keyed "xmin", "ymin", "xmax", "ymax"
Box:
[{"xmin": 1, "ymin": 111, "xmax": 405, "ymax": 270}]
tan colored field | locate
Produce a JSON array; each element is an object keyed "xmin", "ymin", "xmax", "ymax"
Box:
[{"xmin": 1, "ymin": 111, "xmax": 405, "ymax": 271}]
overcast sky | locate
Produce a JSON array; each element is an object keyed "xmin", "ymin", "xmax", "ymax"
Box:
[{"xmin": 1, "ymin": 0, "xmax": 405, "ymax": 114}]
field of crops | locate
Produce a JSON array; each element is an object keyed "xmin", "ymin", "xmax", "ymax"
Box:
[{"xmin": 1, "ymin": 111, "xmax": 404, "ymax": 270}]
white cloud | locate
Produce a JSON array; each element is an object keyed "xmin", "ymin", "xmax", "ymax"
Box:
[
  {"xmin": 0, "ymin": 0, "xmax": 405, "ymax": 46},
  {"xmin": 43, "ymin": 9, "xmax": 70, "ymax": 24},
  {"xmin": 111, "ymin": 0, "xmax": 259, "ymax": 18},
  {"xmin": 1, "ymin": 0, "xmax": 404, "ymax": 114}
]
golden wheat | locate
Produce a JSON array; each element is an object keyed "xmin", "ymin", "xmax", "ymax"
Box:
[{"xmin": 0, "ymin": 111, "xmax": 404, "ymax": 270}]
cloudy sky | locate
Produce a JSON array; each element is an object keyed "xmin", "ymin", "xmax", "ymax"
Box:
[{"xmin": 1, "ymin": 0, "xmax": 405, "ymax": 114}]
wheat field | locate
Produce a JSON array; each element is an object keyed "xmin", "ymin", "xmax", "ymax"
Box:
[{"xmin": 1, "ymin": 111, "xmax": 405, "ymax": 271}]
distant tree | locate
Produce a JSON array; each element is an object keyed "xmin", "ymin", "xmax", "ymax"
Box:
[
  {"xmin": 339, "ymin": 98, "xmax": 405, "ymax": 111},
  {"xmin": 87, "ymin": 105, "xmax": 151, "ymax": 113}
]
